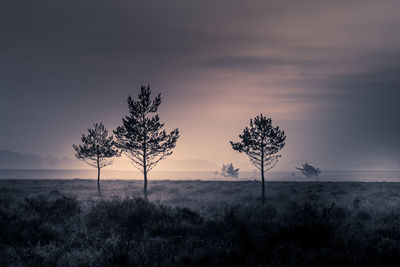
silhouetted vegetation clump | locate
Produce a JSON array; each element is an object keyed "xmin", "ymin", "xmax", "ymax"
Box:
[
  {"xmin": 221, "ymin": 163, "xmax": 240, "ymax": 178},
  {"xmin": 296, "ymin": 162, "xmax": 321, "ymax": 182},
  {"xmin": 2, "ymin": 191, "xmax": 400, "ymax": 266}
]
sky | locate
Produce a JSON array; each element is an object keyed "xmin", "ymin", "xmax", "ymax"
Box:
[{"xmin": 1, "ymin": 0, "xmax": 400, "ymax": 171}]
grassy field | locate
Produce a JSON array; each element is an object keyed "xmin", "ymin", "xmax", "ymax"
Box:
[{"xmin": 2, "ymin": 179, "xmax": 400, "ymax": 266}]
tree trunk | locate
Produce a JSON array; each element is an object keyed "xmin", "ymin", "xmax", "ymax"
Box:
[
  {"xmin": 143, "ymin": 169, "xmax": 148, "ymax": 200},
  {"xmin": 261, "ymin": 148, "xmax": 265, "ymax": 203},
  {"xmin": 143, "ymin": 150, "xmax": 148, "ymax": 200},
  {"xmin": 261, "ymin": 167, "xmax": 265, "ymax": 204},
  {"xmin": 143, "ymin": 136, "xmax": 148, "ymax": 200},
  {"xmin": 97, "ymin": 167, "xmax": 101, "ymax": 192},
  {"xmin": 97, "ymin": 155, "xmax": 101, "ymax": 193}
]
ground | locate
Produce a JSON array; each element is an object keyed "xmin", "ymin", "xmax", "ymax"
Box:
[
  {"xmin": 2, "ymin": 179, "xmax": 400, "ymax": 215},
  {"xmin": 1, "ymin": 179, "xmax": 400, "ymax": 266}
]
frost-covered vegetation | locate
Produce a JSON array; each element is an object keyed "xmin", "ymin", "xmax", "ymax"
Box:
[{"xmin": 2, "ymin": 179, "xmax": 400, "ymax": 266}]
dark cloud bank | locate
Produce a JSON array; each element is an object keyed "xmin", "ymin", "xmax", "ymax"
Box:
[{"xmin": 0, "ymin": 0, "xmax": 399, "ymax": 170}]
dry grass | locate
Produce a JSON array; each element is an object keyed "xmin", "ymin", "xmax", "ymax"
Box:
[
  {"xmin": 2, "ymin": 179, "xmax": 400, "ymax": 266},
  {"xmin": 2, "ymin": 179, "xmax": 400, "ymax": 214}
]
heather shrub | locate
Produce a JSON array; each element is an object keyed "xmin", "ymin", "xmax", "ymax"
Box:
[{"xmin": 2, "ymin": 191, "xmax": 400, "ymax": 266}]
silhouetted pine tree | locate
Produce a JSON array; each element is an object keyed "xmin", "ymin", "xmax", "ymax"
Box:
[
  {"xmin": 73, "ymin": 122, "xmax": 120, "ymax": 192},
  {"xmin": 114, "ymin": 85, "xmax": 179, "ymax": 199},
  {"xmin": 230, "ymin": 114, "xmax": 286, "ymax": 203}
]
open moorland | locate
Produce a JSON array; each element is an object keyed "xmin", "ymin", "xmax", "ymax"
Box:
[{"xmin": 2, "ymin": 179, "xmax": 400, "ymax": 266}]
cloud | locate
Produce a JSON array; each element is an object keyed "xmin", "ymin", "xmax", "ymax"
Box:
[{"xmin": 0, "ymin": 0, "xmax": 400, "ymax": 170}]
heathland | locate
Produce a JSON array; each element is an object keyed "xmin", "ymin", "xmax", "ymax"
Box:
[{"xmin": 2, "ymin": 179, "xmax": 400, "ymax": 266}]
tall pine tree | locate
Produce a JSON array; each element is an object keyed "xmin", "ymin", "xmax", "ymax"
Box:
[{"xmin": 115, "ymin": 85, "xmax": 179, "ymax": 199}]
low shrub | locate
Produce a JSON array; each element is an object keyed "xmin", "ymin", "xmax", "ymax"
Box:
[{"xmin": 1, "ymin": 193, "xmax": 400, "ymax": 266}]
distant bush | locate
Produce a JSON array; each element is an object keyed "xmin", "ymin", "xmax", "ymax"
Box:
[
  {"xmin": 2, "ymin": 193, "xmax": 400, "ymax": 266},
  {"xmin": 296, "ymin": 163, "xmax": 321, "ymax": 181},
  {"xmin": 221, "ymin": 163, "xmax": 239, "ymax": 178}
]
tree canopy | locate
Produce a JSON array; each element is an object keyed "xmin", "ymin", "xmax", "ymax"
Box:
[{"xmin": 114, "ymin": 85, "xmax": 179, "ymax": 198}]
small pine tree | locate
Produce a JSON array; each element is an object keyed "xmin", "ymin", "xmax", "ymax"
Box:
[
  {"xmin": 231, "ymin": 114, "xmax": 286, "ymax": 202},
  {"xmin": 114, "ymin": 85, "xmax": 179, "ymax": 199},
  {"xmin": 221, "ymin": 163, "xmax": 240, "ymax": 178},
  {"xmin": 73, "ymin": 122, "xmax": 120, "ymax": 192}
]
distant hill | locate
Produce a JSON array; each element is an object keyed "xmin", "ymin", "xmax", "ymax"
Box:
[{"xmin": 0, "ymin": 149, "xmax": 84, "ymax": 169}]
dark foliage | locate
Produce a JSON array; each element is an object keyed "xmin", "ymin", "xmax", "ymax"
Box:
[
  {"xmin": 114, "ymin": 85, "xmax": 179, "ymax": 199},
  {"xmin": 2, "ymin": 193, "xmax": 400, "ymax": 266},
  {"xmin": 231, "ymin": 114, "xmax": 286, "ymax": 202}
]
